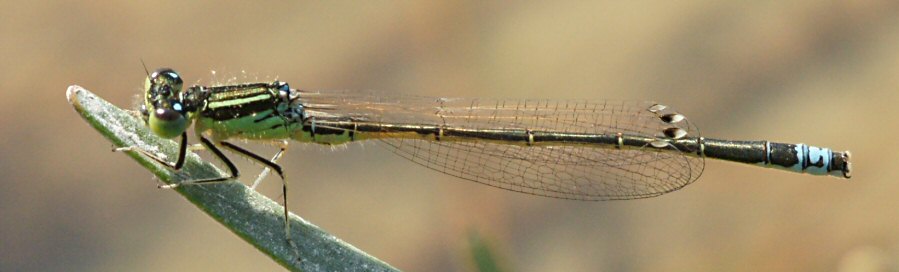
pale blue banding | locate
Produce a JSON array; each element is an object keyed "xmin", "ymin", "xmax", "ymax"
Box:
[
  {"xmin": 706, "ymin": 138, "xmax": 847, "ymax": 178},
  {"xmin": 791, "ymin": 144, "xmax": 805, "ymax": 172},
  {"xmin": 804, "ymin": 144, "xmax": 832, "ymax": 175},
  {"xmin": 761, "ymin": 143, "xmax": 832, "ymax": 176}
]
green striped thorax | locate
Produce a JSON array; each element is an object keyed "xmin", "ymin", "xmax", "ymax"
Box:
[
  {"xmin": 142, "ymin": 68, "xmax": 193, "ymax": 139},
  {"xmin": 141, "ymin": 68, "xmax": 303, "ymax": 140}
]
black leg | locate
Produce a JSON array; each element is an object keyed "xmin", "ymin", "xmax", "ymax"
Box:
[
  {"xmin": 158, "ymin": 135, "xmax": 240, "ymax": 189},
  {"xmin": 250, "ymin": 146, "xmax": 288, "ymax": 189},
  {"xmin": 220, "ymin": 141, "xmax": 283, "ymax": 178},
  {"xmin": 219, "ymin": 141, "xmax": 298, "ymax": 259},
  {"xmin": 143, "ymin": 135, "xmax": 299, "ymax": 259},
  {"xmin": 174, "ymin": 132, "xmax": 188, "ymax": 169},
  {"xmin": 185, "ymin": 135, "xmax": 240, "ymax": 183},
  {"xmin": 114, "ymin": 132, "xmax": 189, "ymax": 170}
]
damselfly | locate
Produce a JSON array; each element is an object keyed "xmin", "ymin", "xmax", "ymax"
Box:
[{"xmin": 117, "ymin": 68, "xmax": 851, "ymax": 256}]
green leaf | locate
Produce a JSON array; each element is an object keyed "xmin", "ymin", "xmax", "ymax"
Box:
[{"xmin": 67, "ymin": 85, "xmax": 398, "ymax": 272}]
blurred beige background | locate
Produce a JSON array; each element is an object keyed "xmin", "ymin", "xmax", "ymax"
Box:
[{"xmin": 1, "ymin": 1, "xmax": 897, "ymax": 271}]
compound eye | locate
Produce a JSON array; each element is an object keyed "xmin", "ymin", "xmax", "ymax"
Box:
[
  {"xmin": 152, "ymin": 68, "xmax": 182, "ymax": 82},
  {"xmin": 154, "ymin": 108, "xmax": 181, "ymax": 121},
  {"xmin": 148, "ymin": 108, "xmax": 187, "ymax": 139},
  {"xmin": 150, "ymin": 68, "xmax": 184, "ymax": 94}
]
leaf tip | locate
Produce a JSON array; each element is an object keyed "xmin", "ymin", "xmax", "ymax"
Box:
[{"xmin": 66, "ymin": 85, "xmax": 84, "ymax": 104}]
